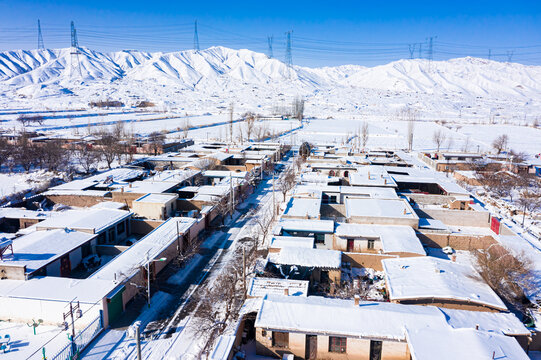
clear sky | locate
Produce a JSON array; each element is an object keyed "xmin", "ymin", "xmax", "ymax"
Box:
[{"xmin": 1, "ymin": 0, "xmax": 540, "ymax": 67}]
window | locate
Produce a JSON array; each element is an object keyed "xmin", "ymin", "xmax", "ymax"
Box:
[
  {"xmin": 117, "ymin": 221, "xmax": 125, "ymax": 235},
  {"xmin": 272, "ymin": 331, "xmax": 289, "ymax": 348},
  {"xmin": 315, "ymin": 233, "xmax": 325, "ymax": 244},
  {"xmin": 329, "ymin": 336, "xmax": 347, "ymax": 353},
  {"xmin": 367, "ymin": 239, "xmax": 375, "ymax": 249}
]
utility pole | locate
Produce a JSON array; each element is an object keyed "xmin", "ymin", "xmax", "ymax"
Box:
[
  {"xmin": 285, "ymin": 30, "xmax": 293, "ymax": 79},
  {"xmin": 242, "ymin": 247, "xmax": 246, "ymax": 299},
  {"xmin": 37, "ymin": 19, "xmax": 44, "ymax": 50},
  {"xmin": 136, "ymin": 323, "xmax": 142, "ymax": 360},
  {"xmin": 272, "ymin": 171, "xmax": 276, "ymax": 218},
  {"xmin": 63, "ymin": 300, "xmax": 81, "ymax": 357},
  {"xmin": 193, "ymin": 20, "xmax": 200, "ymax": 51},
  {"xmin": 70, "ymin": 21, "xmax": 82, "ymax": 78},
  {"xmin": 267, "ymin": 35, "xmax": 274, "ymax": 58},
  {"xmin": 229, "ymin": 173, "xmax": 234, "ymax": 216},
  {"xmin": 229, "ymin": 102, "xmax": 234, "ymax": 143}
]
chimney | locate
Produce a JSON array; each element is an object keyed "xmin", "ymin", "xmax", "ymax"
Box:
[
  {"xmin": 403, "ymin": 208, "xmax": 407, "ymax": 215},
  {"xmin": 475, "ymin": 324, "xmax": 479, "ymax": 330},
  {"xmin": 451, "ymin": 254, "xmax": 457, "ymax": 262},
  {"xmin": 367, "ymin": 171, "xmax": 370, "ymax": 179},
  {"xmin": 354, "ymin": 295, "xmax": 360, "ymax": 306},
  {"xmin": 384, "ymin": 178, "xmax": 387, "ymax": 185},
  {"xmin": 121, "ymin": 187, "xmax": 124, "ymax": 193},
  {"xmin": 283, "ymin": 288, "xmax": 289, "ymax": 296},
  {"xmin": 129, "ymin": 183, "xmax": 132, "ymax": 188}
]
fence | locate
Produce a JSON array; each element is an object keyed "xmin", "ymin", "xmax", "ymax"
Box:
[{"xmin": 49, "ymin": 314, "xmax": 103, "ymax": 360}]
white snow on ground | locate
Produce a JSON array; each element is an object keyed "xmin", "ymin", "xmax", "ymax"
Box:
[
  {"xmin": 0, "ymin": 321, "xmax": 67, "ymax": 360},
  {"xmin": 0, "ymin": 170, "xmax": 56, "ymax": 204}
]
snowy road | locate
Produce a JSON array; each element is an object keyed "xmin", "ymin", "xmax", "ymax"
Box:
[{"xmin": 81, "ymin": 155, "xmax": 290, "ymax": 360}]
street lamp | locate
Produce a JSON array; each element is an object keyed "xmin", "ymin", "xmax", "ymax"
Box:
[{"xmin": 145, "ymin": 255, "xmax": 167, "ymax": 308}]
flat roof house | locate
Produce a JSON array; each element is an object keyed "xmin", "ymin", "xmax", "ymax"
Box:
[{"xmin": 381, "ymin": 256, "xmax": 507, "ymax": 312}]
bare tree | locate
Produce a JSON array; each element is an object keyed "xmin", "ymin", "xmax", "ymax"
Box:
[
  {"xmin": 492, "ymin": 134, "xmax": 509, "ymax": 154},
  {"xmin": 471, "ymin": 245, "xmax": 533, "ymax": 315},
  {"xmin": 361, "ymin": 122, "xmax": 369, "ymax": 150},
  {"xmin": 278, "ymin": 167, "xmax": 296, "ymax": 201},
  {"xmin": 147, "ymin": 131, "xmax": 166, "ymax": 156},
  {"xmin": 96, "ymin": 131, "xmax": 119, "ymax": 169},
  {"xmin": 14, "ymin": 133, "xmax": 38, "ymax": 172},
  {"xmin": 461, "ymin": 136, "xmax": 471, "ymax": 152},
  {"xmin": 228, "ymin": 103, "xmax": 234, "ymax": 143},
  {"xmin": 292, "ymin": 97, "xmax": 305, "ymax": 121},
  {"xmin": 517, "ymin": 189, "xmax": 541, "ymax": 226},
  {"xmin": 244, "ymin": 113, "xmax": 255, "ymax": 141},
  {"xmin": 0, "ymin": 136, "xmax": 9, "ymax": 170},
  {"xmin": 193, "ymin": 265, "xmax": 242, "ymax": 354},
  {"xmin": 406, "ymin": 108, "xmax": 418, "ymax": 151},
  {"xmin": 252, "ymin": 206, "xmax": 274, "ymax": 250},
  {"xmin": 17, "ymin": 115, "xmax": 44, "ymax": 127},
  {"xmin": 74, "ymin": 144, "xmax": 101, "ymax": 174},
  {"xmin": 42, "ymin": 140, "xmax": 69, "ymax": 172},
  {"xmin": 432, "ymin": 129, "xmax": 446, "ymax": 152},
  {"xmin": 183, "ymin": 118, "xmax": 191, "ymax": 139}
]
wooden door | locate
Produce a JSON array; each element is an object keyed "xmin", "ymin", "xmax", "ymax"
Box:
[
  {"xmin": 347, "ymin": 239, "xmax": 354, "ymax": 252},
  {"xmin": 370, "ymin": 340, "xmax": 382, "ymax": 360},
  {"xmin": 60, "ymin": 254, "xmax": 71, "ymax": 277},
  {"xmin": 305, "ymin": 335, "xmax": 317, "ymax": 360}
]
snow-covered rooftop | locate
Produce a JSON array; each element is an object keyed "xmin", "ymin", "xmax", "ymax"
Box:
[
  {"xmin": 270, "ymin": 236, "xmax": 315, "ymax": 249},
  {"xmin": 282, "ymin": 197, "xmax": 321, "ymax": 219},
  {"xmin": 0, "ymin": 208, "xmax": 56, "ymax": 220},
  {"xmin": 90, "ymin": 217, "xmax": 196, "ymax": 282},
  {"xmin": 345, "ymin": 198, "xmax": 418, "ymax": 219},
  {"xmin": 381, "ymin": 256, "xmax": 507, "ymax": 311},
  {"xmin": 406, "ymin": 328, "xmax": 528, "ymax": 360},
  {"xmin": 335, "ymin": 223, "xmax": 425, "ymax": 255},
  {"xmin": 35, "ymin": 208, "xmax": 131, "ymax": 233},
  {"xmin": 255, "ymin": 295, "xmax": 528, "ymax": 349},
  {"xmin": 0, "ymin": 229, "xmax": 96, "ymax": 274},
  {"xmin": 134, "ymin": 193, "xmax": 178, "ymax": 204},
  {"xmin": 143, "ymin": 169, "xmax": 199, "ymax": 183},
  {"xmin": 247, "ymin": 277, "xmax": 309, "ymax": 298},
  {"xmin": 348, "ymin": 166, "xmax": 397, "ymax": 187},
  {"xmin": 277, "ymin": 219, "xmax": 335, "ymax": 234},
  {"xmin": 113, "ymin": 180, "xmax": 177, "ymax": 194},
  {"xmin": 203, "ymin": 170, "xmax": 248, "ymax": 178},
  {"xmin": 300, "ymin": 172, "xmax": 340, "ymax": 185},
  {"xmin": 0, "ymin": 277, "xmax": 117, "ymax": 304},
  {"xmin": 268, "ymin": 248, "xmax": 341, "ymax": 269},
  {"xmin": 50, "ymin": 167, "xmax": 144, "ymax": 191}
]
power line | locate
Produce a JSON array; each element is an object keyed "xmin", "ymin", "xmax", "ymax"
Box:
[
  {"xmin": 408, "ymin": 44, "xmax": 416, "ymax": 59},
  {"xmin": 37, "ymin": 19, "xmax": 44, "ymax": 50}
]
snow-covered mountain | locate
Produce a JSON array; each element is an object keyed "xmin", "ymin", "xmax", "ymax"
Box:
[{"xmin": 0, "ymin": 46, "xmax": 540, "ymax": 118}]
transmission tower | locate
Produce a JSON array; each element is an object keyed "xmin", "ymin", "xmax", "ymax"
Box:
[
  {"xmin": 506, "ymin": 50, "xmax": 514, "ymax": 62},
  {"xmin": 193, "ymin": 20, "xmax": 200, "ymax": 51},
  {"xmin": 426, "ymin": 36, "xmax": 437, "ymax": 72},
  {"xmin": 70, "ymin": 21, "xmax": 82, "ymax": 78},
  {"xmin": 408, "ymin": 44, "xmax": 416, "ymax": 59},
  {"xmin": 285, "ymin": 30, "xmax": 293, "ymax": 78},
  {"xmin": 488, "ymin": 49, "xmax": 491, "ymax": 60},
  {"xmin": 267, "ymin": 35, "xmax": 274, "ymax": 58},
  {"xmin": 37, "ymin": 19, "xmax": 44, "ymax": 50},
  {"xmin": 418, "ymin": 43, "xmax": 422, "ymax": 58}
]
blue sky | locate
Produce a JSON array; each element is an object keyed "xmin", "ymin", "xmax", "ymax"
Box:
[{"xmin": 1, "ymin": 0, "xmax": 540, "ymax": 67}]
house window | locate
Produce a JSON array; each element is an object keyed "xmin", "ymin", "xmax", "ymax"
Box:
[
  {"xmin": 272, "ymin": 331, "xmax": 289, "ymax": 348},
  {"xmin": 329, "ymin": 336, "xmax": 347, "ymax": 353},
  {"xmin": 117, "ymin": 221, "xmax": 125, "ymax": 235},
  {"xmin": 315, "ymin": 233, "xmax": 325, "ymax": 244},
  {"xmin": 330, "ymin": 195, "xmax": 337, "ymax": 203},
  {"xmin": 367, "ymin": 239, "xmax": 375, "ymax": 249}
]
